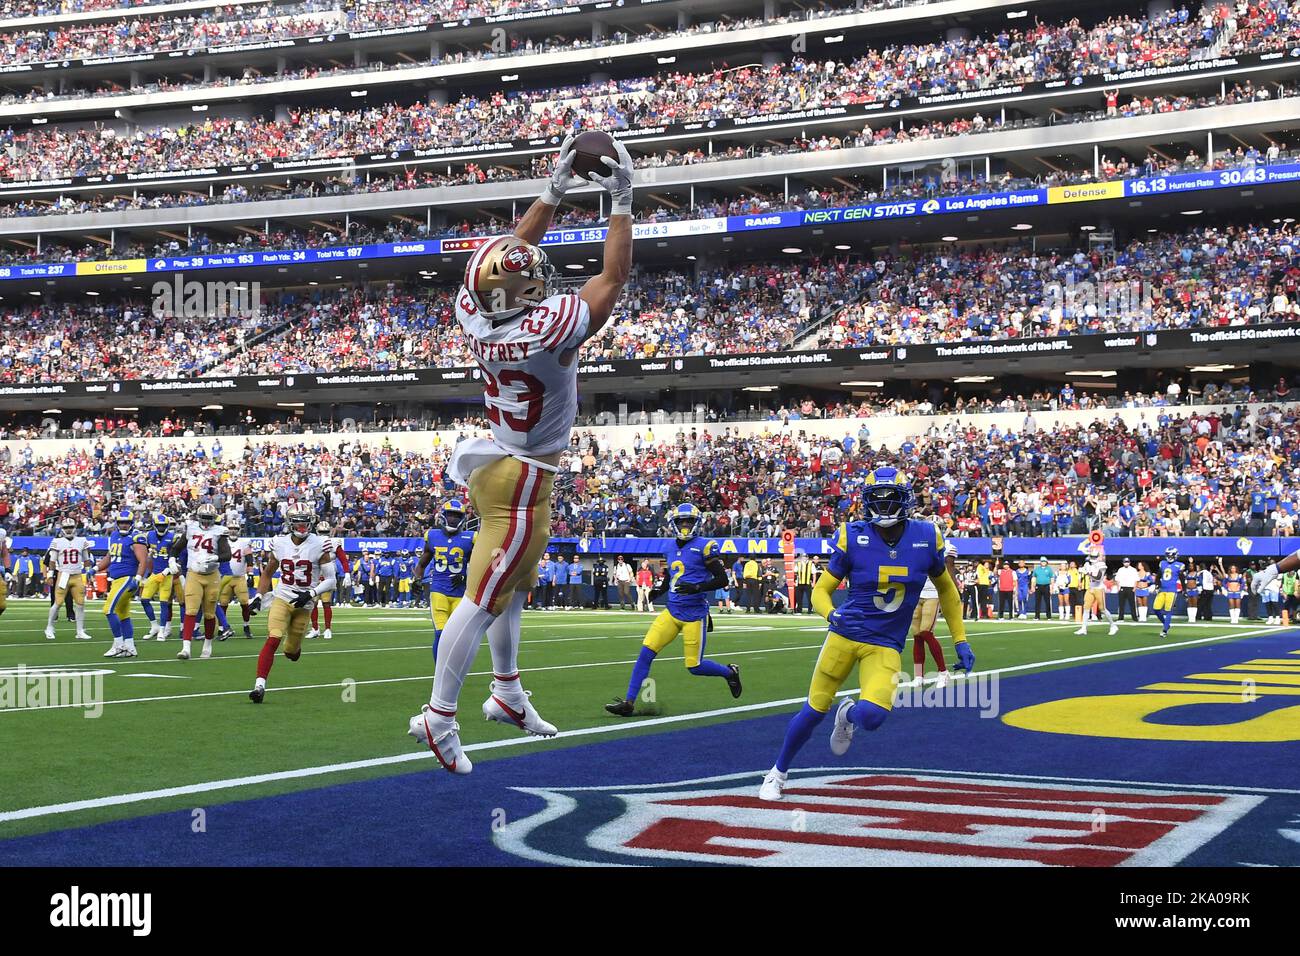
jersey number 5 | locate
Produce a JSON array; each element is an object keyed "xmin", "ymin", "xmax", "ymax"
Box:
[{"xmin": 874, "ymin": 565, "xmax": 908, "ymax": 613}]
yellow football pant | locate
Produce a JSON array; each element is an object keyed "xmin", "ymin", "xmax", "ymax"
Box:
[
  {"xmin": 431, "ymin": 592, "xmax": 462, "ymax": 632},
  {"xmin": 1152, "ymin": 591, "xmax": 1176, "ymax": 612},
  {"xmin": 103, "ymin": 575, "xmax": 137, "ymax": 619},
  {"xmin": 139, "ymin": 571, "xmax": 175, "ymax": 602},
  {"xmin": 53, "ymin": 573, "xmax": 87, "ymax": 607},
  {"xmin": 807, "ymin": 632, "xmax": 902, "ymax": 713},
  {"xmin": 464, "ymin": 456, "xmax": 555, "ymax": 616},
  {"xmin": 642, "ymin": 609, "xmax": 705, "ymax": 667}
]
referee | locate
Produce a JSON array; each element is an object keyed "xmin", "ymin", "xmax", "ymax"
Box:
[
  {"xmin": 794, "ymin": 552, "xmax": 816, "ymax": 613},
  {"xmin": 1114, "ymin": 557, "xmax": 1138, "ymax": 622}
]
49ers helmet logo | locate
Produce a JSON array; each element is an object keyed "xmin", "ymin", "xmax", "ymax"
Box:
[{"xmin": 501, "ymin": 245, "xmax": 533, "ymax": 273}]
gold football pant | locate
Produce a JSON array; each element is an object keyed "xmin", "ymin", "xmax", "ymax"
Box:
[
  {"xmin": 268, "ymin": 597, "xmax": 312, "ymax": 658},
  {"xmin": 464, "ymin": 456, "xmax": 555, "ymax": 616},
  {"xmin": 184, "ymin": 570, "xmax": 221, "ymax": 620}
]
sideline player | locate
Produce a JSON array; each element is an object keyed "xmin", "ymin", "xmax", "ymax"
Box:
[
  {"xmin": 604, "ymin": 503, "xmax": 741, "ymax": 715},
  {"xmin": 1076, "ymin": 548, "xmax": 1119, "ymax": 636},
  {"xmin": 908, "ymin": 535, "xmax": 957, "ymax": 685},
  {"xmin": 406, "ymin": 132, "xmax": 634, "ymax": 773},
  {"xmin": 171, "ymin": 503, "xmax": 230, "ymax": 660},
  {"xmin": 759, "ymin": 468, "xmax": 974, "ymax": 801},
  {"xmin": 140, "ymin": 512, "xmax": 179, "ymax": 641},
  {"xmin": 44, "ymin": 517, "xmax": 92, "ymax": 641},
  {"xmin": 1152, "ymin": 546, "xmax": 1184, "ymax": 638},
  {"xmin": 217, "ymin": 515, "xmax": 256, "ymax": 639},
  {"xmin": 306, "ymin": 522, "xmax": 348, "ymax": 641},
  {"xmin": 247, "ymin": 505, "xmax": 336, "ymax": 703},
  {"xmin": 415, "ymin": 499, "xmax": 476, "ymax": 661},
  {"xmin": 98, "ymin": 509, "xmax": 152, "ymax": 658}
]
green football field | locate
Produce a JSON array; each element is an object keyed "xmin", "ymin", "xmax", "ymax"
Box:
[{"xmin": 0, "ymin": 598, "xmax": 1283, "ymax": 842}]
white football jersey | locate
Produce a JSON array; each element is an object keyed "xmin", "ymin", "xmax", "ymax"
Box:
[
  {"xmin": 227, "ymin": 537, "xmax": 253, "ymax": 577},
  {"xmin": 184, "ymin": 520, "xmax": 227, "ymax": 574},
  {"xmin": 455, "ymin": 287, "xmax": 591, "ymax": 457},
  {"xmin": 48, "ymin": 536, "xmax": 91, "ymax": 575},
  {"xmin": 920, "ymin": 539, "xmax": 958, "ymax": 599},
  {"xmin": 1085, "ymin": 559, "xmax": 1107, "ymax": 589},
  {"xmin": 270, "ymin": 533, "xmax": 334, "ymax": 603}
]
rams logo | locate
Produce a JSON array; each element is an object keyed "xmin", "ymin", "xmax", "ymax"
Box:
[{"xmin": 502, "ymin": 246, "xmax": 533, "ymax": 273}]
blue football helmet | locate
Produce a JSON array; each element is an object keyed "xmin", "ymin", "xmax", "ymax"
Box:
[
  {"xmin": 862, "ymin": 467, "xmax": 914, "ymax": 528},
  {"xmin": 1164, "ymin": 546, "xmax": 1179, "ymax": 562},
  {"xmin": 153, "ymin": 511, "xmax": 170, "ymax": 533},
  {"xmin": 115, "ymin": 508, "xmax": 135, "ymax": 533},
  {"xmin": 437, "ymin": 498, "xmax": 466, "ymax": 533},
  {"xmin": 670, "ymin": 502, "xmax": 703, "ymax": 540}
]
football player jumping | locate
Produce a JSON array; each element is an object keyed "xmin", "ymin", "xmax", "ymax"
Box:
[
  {"xmin": 248, "ymin": 505, "xmax": 337, "ymax": 703},
  {"xmin": 407, "ymin": 132, "xmax": 634, "ymax": 774},
  {"xmin": 760, "ymin": 468, "xmax": 975, "ymax": 801},
  {"xmin": 604, "ymin": 502, "xmax": 741, "ymax": 716}
]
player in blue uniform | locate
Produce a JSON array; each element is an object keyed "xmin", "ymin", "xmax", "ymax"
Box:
[
  {"xmin": 1152, "ymin": 546, "xmax": 1184, "ymax": 638},
  {"xmin": 760, "ymin": 468, "xmax": 974, "ymax": 801},
  {"xmin": 605, "ymin": 503, "xmax": 741, "ymax": 715},
  {"xmin": 96, "ymin": 508, "xmax": 153, "ymax": 659},
  {"xmin": 139, "ymin": 512, "xmax": 178, "ymax": 641},
  {"xmin": 415, "ymin": 499, "xmax": 476, "ymax": 661}
]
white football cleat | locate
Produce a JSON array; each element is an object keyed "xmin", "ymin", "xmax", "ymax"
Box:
[
  {"xmin": 146, "ymin": 622, "xmax": 160, "ymax": 639},
  {"xmin": 119, "ymin": 646, "xmax": 138, "ymax": 658},
  {"xmin": 483, "ymin": 682, "xmax": 557, "ymax": 737},
  {"xmin": 1108, "ymin": 623, "xmax": 1119, "ymax": 636},
  {"xmin": 830, "ymin": 697, "xmax": 856, "ymax": 756},
  {"xmin": 305, "ymin": 628, "xmax": 319, "ymax": 641},
  {"xmin": 199, "ymin": 640, "xmax": 213, "ymax": 660},
  {"xmin": 759, "ymin": 767, "xmax": 788, "ymax": 801},
  {"xmin": 103, "ymin": 644, "xmax": 123, "ymax": 658},
  {"xmin": 323, "ymin": 628, "xmax": 332, "ymax": 641},
  {"xmin": 1074, "ymin": 627, "xmax": 1087, "ymax": 636},
  {"xmin": 177, "ymin": 643, "xmax": 191, "ymax": 661},
  {"xmin": 44, "ymin": 627, "xmax": 56, "ymax": 641},
  {"xmin": 933, "ymin": 671, "xmax": 951, "ymax": 689},
  {"xmin": 75, "ymin": 632, "xmax": 92, "ymax": 641},
  {"xmin": 408, "ymin": 705, "xmax": 472, "ymax": 774}
]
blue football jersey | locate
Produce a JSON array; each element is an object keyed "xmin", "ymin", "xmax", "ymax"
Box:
[
  {"xmin": 146, "ymin": 528, "xmax": 175, "ymax": 565},
  {"xmin": 666, "ymin": 537, "xmax": 720, "ymax": 623},
  {"xmin": 425, "ymin": 528, "xmax": 475, "ymax": 598},
  {"xmin": 1158, "ymin": 559, "xmax": 1184, "ymax": 592},
  {"xmin": 827, "ymin": 519, "xmax": 946, "ymax": 650},
  {"xmin": 107, "ymin": 530, "xmax": 149, "ymax": 578}
]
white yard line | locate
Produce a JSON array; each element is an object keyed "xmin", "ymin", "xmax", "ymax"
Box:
[{"xmin": 1, "ymin": 625, "xmax": 1290, "ymax": 824}]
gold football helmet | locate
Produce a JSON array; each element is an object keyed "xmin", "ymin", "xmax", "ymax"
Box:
[{"xmin": 463, "ymin": 235, "xmax": 557, "ymax": 317}]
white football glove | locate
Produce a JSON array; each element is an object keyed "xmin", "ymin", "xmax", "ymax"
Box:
[
  {"xmin": 590, "ymin": 138, "xmax": 634, "ymax": 216},
  {"xmin": 540, "ymin": 133, "xmax": 577, "ymax": 206},
  {"xmin": 167, "ymin": 557, "xmax": 181, "ymax": 576},
  {"xmin": 247, "ymin": 592, "xmax": 263, "ymax": 615},
  {"xmin": 1253, "ymin": 563, "xmax": 1279, "ymax": 595}
]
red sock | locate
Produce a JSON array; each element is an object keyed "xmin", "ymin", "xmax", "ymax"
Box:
[
  {"xmin": 311, "ymin": 606, "xmax": 319, "ymax": 629},
  {"xmin": 323, "ymin": 605, "xmax": 332, "ymax": 629},
  {"xmin": 918, "ymin": 630, "xmax": 946, "ymax": 671},
  {"xmin": 241, "ymin": 604, "xmax": 250, "ymax": 623},
  {"xmin": 913, "ymin": 636, "xmax": 926, "ymax": 667},
  {"xmin": 257, "ymin": 637, "xmax": 281, "ymax": 680},
  {"xmin": 182, "ymin": 614, "xmax": 197, "ymax": 642},
  {"xmin": 204, "ymin": 617, "xmax": 215, "ymax": 640}
]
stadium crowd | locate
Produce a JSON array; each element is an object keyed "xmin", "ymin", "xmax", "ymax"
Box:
[
  {"xmin": 1, "ymin": 2, "xmax": 1295, "ymax": 185},
  {"xmin": 1, "ymin": 400, "xmax": 1297, "ymax": 543},
  {"xmin": 3, "ymin": 217, "xmax": 1298, "ymax": 383}
]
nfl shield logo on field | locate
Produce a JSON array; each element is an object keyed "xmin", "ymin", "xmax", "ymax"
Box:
[{"xmin": 495, "ymin": 770, "xmax": 1262, "ymax": 867}]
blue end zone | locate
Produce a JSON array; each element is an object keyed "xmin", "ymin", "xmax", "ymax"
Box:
[{"xmin": 2, "ymin": 633, "xmax": 1299, "ymax": 866}]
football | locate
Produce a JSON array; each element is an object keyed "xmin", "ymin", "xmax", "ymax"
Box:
[{"xmin": 570, "ymin": 129, "xmax": 619, "ymax": 181}]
